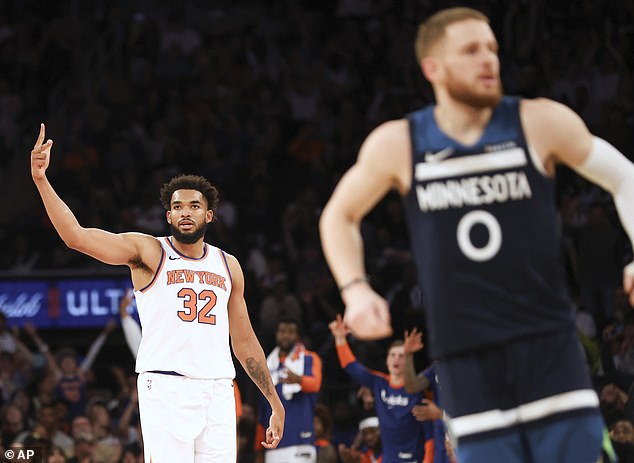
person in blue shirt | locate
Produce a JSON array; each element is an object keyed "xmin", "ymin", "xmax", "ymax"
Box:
[
  {"xmin": 330, "ymin": 315, "xmax": 430, "ymax": 463},
  {"xmin": 257, "ymin": 318, "xmax": 322, "ymax": 463}
]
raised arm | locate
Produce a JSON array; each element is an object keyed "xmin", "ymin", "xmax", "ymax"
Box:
[
  {"xmin": 30, "ymin": 124, "xmax": 158, "ymax": 272},
  {"xmin": 119, "ymin": 289, "xmax": 142, "ymax": 358},
  {"xmin": 23, "ymin": 323, "xmax": 60, "ymax": 378},
  {"xmin": 226, "ymin": 252, "xmax": 284, "ymax": 449},
  {"xmin": 319, "ymin": 119, "xmax": 411, "ymax": 339},
  {"xmin": 79, "ymin": 319, "xmax": 116, "ymax": 373},
  {"xmin": 403, "ymin": 328, "xmax": 430, "ymax": 394},
  {"xmin": 10, "ymin": 328, "xmax": 35, "ymax": 380},
  {"xmin": 521, "ymin": 99, "xmax": 634, "ymax": 305},
  {"xmin": 329, "ymin": 315, "xmax": 377, "ymax": 388}
]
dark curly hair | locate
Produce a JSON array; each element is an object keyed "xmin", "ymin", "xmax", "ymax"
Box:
[{"xmin": 159, "ymin": 174, "xmax": 219, "ymax": 212}]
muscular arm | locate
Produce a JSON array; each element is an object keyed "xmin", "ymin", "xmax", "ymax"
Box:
[
  {"xmin": 319, "ymin": 120, "xmax": 411, "ymax": 339},
  {"xmin": 522, "ymin": 99, "xmax": 634, "ymax": 303},
  {"xmin": 31, "ymin": 124, "xmax": 157, "ymax": 268},
  {"xmin": 521, "ymin": 98, "xmax": 594, "ymax": 173},
  {"xmin": 319, "ymin": 119, "xmax": 411, "ymax": 288},
  {"xmin": 226, "ymin": 253, "xmax": 284, "ymax": 446}
]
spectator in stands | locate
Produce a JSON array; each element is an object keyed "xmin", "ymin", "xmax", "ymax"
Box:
[
  {"xmin": 338, "ymin": 416, "xmax": 383, "ymax": 463},
  {"xmin": 330, "ymin": 315, "xmax": 428, "ymax": 462},
  {"xmin": 24, "ymin": 322, "xmax": 116, "ymax": 419},
  {"xmin": 314, "ymin": 403, "xmax": 337, "ymax": 463},
  {"xmin": 258, "ymin": 318, "xmax": 322, "ymax": 463},
  {"xmin": 1, "ymin": 403, "xmax": 25, "ymax": 449}
]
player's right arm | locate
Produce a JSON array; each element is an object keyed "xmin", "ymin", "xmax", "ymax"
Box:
[
  {"xmin": 403, "ymin": 328, "xmax": 429, "ymax": 394},
  {"xmin": 31, "ymin": 124, "xmax": 156, "ymax": 269},
  {"xmin": 319, "ymin": 119, "xmax": 411, "ymax": 340}
]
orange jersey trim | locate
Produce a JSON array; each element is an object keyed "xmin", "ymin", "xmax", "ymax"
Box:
[
  {"xmin": 139, "ymin": 247, "xmax": 165, "ymax": 293},
  {"xmin": 301, "ymin": 351, "xmax": 322, "ymax": 393},
  {"xmin": 315, "ymin": 438, "xmax": 330, "ymax": 448},
  {"xmin": 367, "ymin": 368, "xmax": 390, "ymax": 383},
  {"xmin": 336, "ymin": 342, "xmax": 392, "ymax": 383},
  {"xmin": 424, "ymin": 438, "xmax": 434, "ymax": 463},
  {"xmin": 335, "ymin": 342, "xmax": 356, "ymax": 368},
  {"xmin": 234, "ymin": 380, "xmax": 243, "ymax": 418},
  {"xmin": 255, "ymin": 423, "xmax": 265, "ymax": 451}
]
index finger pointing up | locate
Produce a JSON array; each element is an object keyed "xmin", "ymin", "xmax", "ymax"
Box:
[{"xmin": 34, "ymin": 123, "xmax": 45, "ymax": 149}]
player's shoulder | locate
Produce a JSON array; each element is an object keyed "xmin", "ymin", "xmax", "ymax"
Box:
[
  {"xmin": 359, "ymin": 118, "xmax": 411, "ymax": 169},
  {"xmin": 215, "ymin": 249, "xmax": 243, "ymax": 275},
  {"xmin": 521, "ymin": 97, "xmax": 588, "ymax": 138},
  {"xmin": 365, "ymin": 118, "xmax": 410, "ymax": 145},
  {"xmin": 520, "ymin": 97, "xmax": 580, "ymax": 122},
  {"xmin": 124, "ymin": 232, "xmax": 163, "ymax": 257},
  {"xmin": 123, "ymin": 231, "xmax": 161, "ymax": 244}
]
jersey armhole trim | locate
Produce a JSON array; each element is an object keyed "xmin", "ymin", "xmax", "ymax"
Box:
[
  {"xmin": 527, "ymin": 144, "xmax": 551, "ymax": 178},
  {"xmin": 139, "ymin": 246, "xmax": 165, "ymax": 293},
  {"xmin": 219, "ymin": 249, "xmax": 233, "ymax": 286}
]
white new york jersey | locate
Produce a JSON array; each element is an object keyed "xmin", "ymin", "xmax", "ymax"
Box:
[{"xmin": 134, "ymin": 237, "xmax": 235, "ymax": 379}]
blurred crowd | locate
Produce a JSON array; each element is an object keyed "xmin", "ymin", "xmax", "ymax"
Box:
[{"xmin": 0, "ymin": 0, "xmax": 633, "ymax": 461}]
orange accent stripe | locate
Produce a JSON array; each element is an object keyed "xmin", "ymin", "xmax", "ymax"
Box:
[
  {"xmin": 254, "ymin": 423, "xmax": 265, "ymax": 451},
  {"xmin": 234, "ymin": 380, "xmax": 243, "ymax": 418},
  {"xmin": 367, "ymin": 368, "xmax": 390, "ymax": 382},
  {"xmin": 300, "ymin": 351, "xmax": 322, "ymax": 393},
  {"xmin": 336, "ymin": 342, "xmax": 356, "ymax": 368},
  {"xmin": 424, "ymin": 438, "xmax": 434, "ymax": 463},
  {"xmin": 139, "ymin": 247, "xmax": 165, "ymax": 293},
  {"xmin": 164, "ymin": 236, "xmax": 209, "ymax": 260},
  {"xmin": 218, "ymin": 248, "xmax": 233, "ymax": 285},
  {"xmin": 315, "ymin": 438, "xmax": 330, "ymax": 447}
]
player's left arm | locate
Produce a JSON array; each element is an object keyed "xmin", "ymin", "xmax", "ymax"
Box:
[
  {"xmin": 522, "ymin": 98, "xmax": 634, "ymax": 305},
  {"xmin": 226, "ymin": 252, "xmax": 284, "ymax": 448}
]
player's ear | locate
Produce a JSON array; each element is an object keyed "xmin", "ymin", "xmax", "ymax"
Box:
[
  {"xmin": 166, "ymin": 210, "xmax": 172, "ymax": 224},
  {"xmin": 421, "ymin": 56, "xmax": 440, "ymax": 83},
  {"xmin": 206, "ymin": 210, "xmax": 214, "ymax": 223}
]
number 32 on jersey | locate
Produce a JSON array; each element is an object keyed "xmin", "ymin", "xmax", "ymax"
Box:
[{"xmin": 177, "ymin": 288, "xmax": 217, "ymax": 325}]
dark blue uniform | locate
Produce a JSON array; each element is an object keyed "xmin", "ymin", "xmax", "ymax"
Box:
[
  {"xmin": 404, "ymin": 96, "xmax": 573, "ymax": 359},
  {"xmin": 402, "ymin": 97, "xmax": 605, "ymax": 463}
]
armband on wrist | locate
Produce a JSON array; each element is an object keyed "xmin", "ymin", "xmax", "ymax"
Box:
[{"xmin": 338, "ymin": 275, "xmax": 370, "ymax": 294}]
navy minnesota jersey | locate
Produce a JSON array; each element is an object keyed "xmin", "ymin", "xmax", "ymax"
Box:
[{"xmin": 403, "ymin": 96, "xmax": 575, "ymax": 359}]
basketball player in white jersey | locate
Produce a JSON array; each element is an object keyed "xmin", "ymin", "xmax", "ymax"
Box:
[{"xmin": 30, "ymin": 124, "xmax": 284, "ymax": 462}]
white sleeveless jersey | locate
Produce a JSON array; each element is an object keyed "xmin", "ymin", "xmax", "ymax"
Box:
[{"xmin": 134, "ymin": 237, "xmax": 235, "ymax": 379}]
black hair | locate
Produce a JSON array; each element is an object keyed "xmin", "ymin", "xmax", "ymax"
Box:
[
  {"xmin": 159, "ymin": 174, "xmax": 219, "ymax": 213},
  {"xmin": 277, "ymin": 317, "xmax": 303, "ymax": 335}
]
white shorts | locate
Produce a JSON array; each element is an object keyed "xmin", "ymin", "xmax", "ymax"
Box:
[
  {"xmin": 137, "ymin": 372, "xmax": 236, "ymax": 463},
  {"xmin": 264, "ymin": 445, "xmax": 317, "ymax": 463}
]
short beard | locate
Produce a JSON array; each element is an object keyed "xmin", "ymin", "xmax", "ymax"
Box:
[
  {"xmin": 170, "ymin": 222, "xmax": 207, "ymax": 244},
  {"xmin": 446, "ymin": 70, "xmax": 503, "ymax": 108}
]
